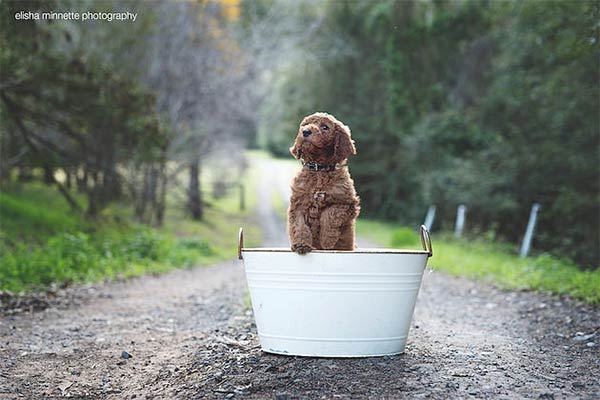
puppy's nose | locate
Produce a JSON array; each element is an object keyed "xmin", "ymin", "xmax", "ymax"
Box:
[{"xmin": 302, "ymin": 129, "xmax": 312, "ymax": 137}]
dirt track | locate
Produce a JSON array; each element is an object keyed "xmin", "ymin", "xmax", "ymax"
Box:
[{"xmin": 1, "ymin": 159, "xmax": 599, "ymax": 399}]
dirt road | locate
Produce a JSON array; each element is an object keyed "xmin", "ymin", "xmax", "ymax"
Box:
[{"xmin": 1, "ymin": 158, "xmax": 599, "ymax": 399}]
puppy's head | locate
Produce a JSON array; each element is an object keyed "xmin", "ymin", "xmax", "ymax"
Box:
[{"xmin": 290, "ymin": 112, "xmax": 356, "ymax": 164}]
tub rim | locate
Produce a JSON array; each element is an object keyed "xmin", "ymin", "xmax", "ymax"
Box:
[
  {"xmin": 238, "ymin": 225, "xmax": 433, "ymax": 260},
  {"xmin": 241, "ymin": 247, "xmax": 430, "ymax": 255}
]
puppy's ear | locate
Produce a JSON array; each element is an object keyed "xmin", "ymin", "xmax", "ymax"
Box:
[
  {"xmin": 290, "ymin": 140, "xmax": 302, "ymax": 159},
  {"xmin": 333, "ymin": 123, "xmax": 356, "ymax": 163}
]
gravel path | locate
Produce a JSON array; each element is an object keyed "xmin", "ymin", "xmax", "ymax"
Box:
[
  {"xmin": 1, "ymin": 158, "xmax": 598, "ymax": 399},
  {"xmin": 183, "ymin": 272, "xmax": 600, "ymax": 400},
  {"xmin": 254, "ymin": 157, "xmax": 292, "ymax": 247}
]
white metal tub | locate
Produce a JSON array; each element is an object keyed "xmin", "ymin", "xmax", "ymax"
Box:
[{"xmin": 237, "ymin": 226, "xmax": 433, "ymax": 358}]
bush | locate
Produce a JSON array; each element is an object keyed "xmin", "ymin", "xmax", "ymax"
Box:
[
  {"xmin": 431, "ymin": 235, "xmax": 600, "ymax": 305},
  {"xmin": 0, "ymin": 186, "xmax": 85, "ymax": 244},
  {"xmin": 0, "ymin": 227, "xmax": 214, "ymax": 293},
  {"xmin": 390, "ymin": 227, "xmax": 420, "ymax": 248}
]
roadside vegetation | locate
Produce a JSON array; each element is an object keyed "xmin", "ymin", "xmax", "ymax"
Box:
[
  {"xmin": 0, "ymin": 164, "xmax": 261, "ymax": 294},
  {"xmin": 356, "ymin": 220, "xmax": 600, "ymax": 306}
]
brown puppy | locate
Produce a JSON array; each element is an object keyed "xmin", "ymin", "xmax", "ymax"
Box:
[{"xmin": 287, "ymin": 112, "xmax": 360, "ymax": 254}]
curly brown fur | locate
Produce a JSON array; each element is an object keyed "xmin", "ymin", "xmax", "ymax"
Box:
[{"xmin": 287, "ymin": 112, "xmax": 361, "ymax": 254}]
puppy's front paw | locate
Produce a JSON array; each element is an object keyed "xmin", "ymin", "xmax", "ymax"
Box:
[{"xmin": 291, "ymin": 243, "xmax": 313, "ymax": 255}]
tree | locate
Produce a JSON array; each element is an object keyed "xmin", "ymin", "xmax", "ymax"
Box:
[
  {"xmin": 256, "ymin": 0, "xmax": 599, "ymax": 267},
  {"xmin": 0, "ymin": 0, "xmax": 165, "ymax": 217}
]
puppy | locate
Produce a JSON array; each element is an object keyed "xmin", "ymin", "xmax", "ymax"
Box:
[{"xmin": 287, "ymin": 112, "xmax": 360, "ymax": 254}]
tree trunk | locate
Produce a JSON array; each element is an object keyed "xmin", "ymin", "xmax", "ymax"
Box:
[
  {"xmin": 43, "ymin": 165, "xmax": 54, "ymax": 185},
  {"xmin": 87, "ymin": 193, "xmax": 98, "ymax": 217},
  {"xmin": 101, "ymin": 150, "xmax": 120, "ymax": 203},
  {"xmin": 18, "ymin": 166, "xmax": 32, "ymax": 182},
  {"xmin": 135, "ymin": 165, "xmax": 150, "ymax": 222},
  {"xmin": 77, "ymin": 167, "xmax": 88, "ymax": 192},
  {"xmin": 86, "ymin": 170, "xmax": 100, "ymax": 217},
  {"xmin": 101, "ymin": 169, "xmax": 120, "ymax": 205},
  {"xmin": 0, "ymin": 164, "xmax": 10, "ymax": 182},
  {"xmin": 54, "ymin": 178, "xmax": 82, "ymax": 213},
  {"xmin": 155, "ymin": 161, "xmax": 167, "ymax": 226},
  {"xmin": 188, "ymin": 158, "xmax": 203, "ymax": 220},
  {"xmin": 65, "ymin": 168, "xmax": 72, "ymax": 189}
]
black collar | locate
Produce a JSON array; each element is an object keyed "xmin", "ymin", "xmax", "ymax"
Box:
[{"xmin": 302, "ymin": 161, "xmax": 338, "ymax": 171}]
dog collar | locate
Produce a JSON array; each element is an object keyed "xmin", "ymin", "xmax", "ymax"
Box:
[{"xmin": 302, "ymin": 161, "xmax": 338, "ymax": 171}]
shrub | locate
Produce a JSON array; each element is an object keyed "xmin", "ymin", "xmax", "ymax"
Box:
[
  {"xmin": 0, "ymin": 227, "xmax": 214, "ymax": 293},
  {"xmin": 390, "ymin": 227, "xmax": 420, "ymax": 248}
]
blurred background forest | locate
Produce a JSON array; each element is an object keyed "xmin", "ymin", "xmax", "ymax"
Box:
[
  {"xmin": 257, "ymin": 0, "xmax": 599, "ymax": 268},
  {"xmin": 0, "ymin": 0, "xmax": 598, "ymax": 296}
]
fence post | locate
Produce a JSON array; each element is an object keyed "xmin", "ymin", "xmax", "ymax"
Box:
[
  {"xmin": 424, "ymin": 205, "xmax": 436, "ymax": 231},
  {"xmin": 520, "ymin": 203, "xmax": 541, "ymax": 257},
  {"xmin": 454, "ymin": 204, "xmax": 467, "ymax": 238}
]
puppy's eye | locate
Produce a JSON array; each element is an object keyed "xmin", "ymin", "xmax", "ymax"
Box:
[{"xmin": 321, "ymin": 124, "xmax": 329, "ymax": 131}]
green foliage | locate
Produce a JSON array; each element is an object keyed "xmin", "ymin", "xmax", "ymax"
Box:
[
  {"xmin": 0, "ymin": 184, "xmax": 86, "ymax": 243},
  {"xmin": 390, "ymin": 227, "xmax": 420, "ymax": 248},
  {"xmin": 356, "ymin": 220, "xmax": 600, "ymax": 305},
  {"xmin": 474, "ymin": 0, "xmax": 599, "ymax": 265},
  {"xmin": 432, "ymin": 237, "xmax": 600, "ymax": 306},
  {"xmin": 0, "ymin": 155, "xmax": 267, "ymax": 293},
  {"xmin": 261, "ymin": 0, "xmax": 599, "ymax": 267},
  {"xmin": 0, "ymin": 179, "xmax": 259, "ymax": 293},
  {"xmin": 0, "ymin": 227, "xmax": 214, "ymax": 293},
  {"xmin": 0, "ymin": 0, "xmax": 167, "ymax": 216}
]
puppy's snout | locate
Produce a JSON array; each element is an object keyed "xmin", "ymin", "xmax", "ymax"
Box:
[{"xmin": 302, "ymin": 129, "xmax": 312, "ymax": 137}]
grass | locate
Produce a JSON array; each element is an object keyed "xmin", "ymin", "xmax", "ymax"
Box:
[
  {"xmin": 432, "ymin": 236, "xmax": 600, "ymax": 304},
  {"xmin": 356, "ymin": 219, "xmax": 600, "ymax": 305},
  {"xmin": 0, "ymin": 159, "xmax": 263, "ymax": 294},
  {"xmin": 0, "ymin": 183, "xmax": 87, "ymax": 245},
  {"xmin": 356, "ymin": 219, "xmax": 421, "ymax": 248},
  {"xmin": 0, "ymin": 227, "xmax": 215, "ymax": 292}
]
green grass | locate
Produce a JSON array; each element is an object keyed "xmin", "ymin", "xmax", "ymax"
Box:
[
  {"xmin": 0, "ymin": 158, "xmax": 263, "ymax": 294},
  {"xmin": 356, "ymin": 219, "xmax": 421, "ymax": 249},
  {"xmin": 0, "ymin": 227, "xmax": 215, "ymax": 292},
  {"xmin": 356, "ymin": 219, "xmax": 600, "ymax": 305},
  {"xmin": 0, "ymin": 183, "xmax": 88, "ymax": 244}
]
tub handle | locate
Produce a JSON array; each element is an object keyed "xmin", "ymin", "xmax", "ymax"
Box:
[
  {"xmin": 238, "ymin": 227, "xmax": 244, "ymax": 260},
  {"xmin": 239, "ymin": 225, "xmax": 430, "ymax": 258},
  {"xmin": 420, "ymin": 225, "xmax": 433, "ymax": 258}
]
